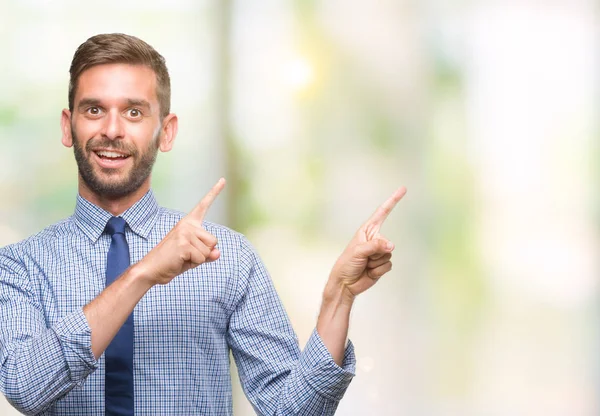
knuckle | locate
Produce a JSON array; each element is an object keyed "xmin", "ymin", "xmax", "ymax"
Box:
[{"xmin": 352, "ymin": 245, "xmax": 365, "ymax": 257}]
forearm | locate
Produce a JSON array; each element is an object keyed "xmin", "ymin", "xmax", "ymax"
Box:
[
  {"xmin": 232, "ymin": 328, "xmax": 355, "ymax": 416},
  {"xmin": 83, "ymin": 263, "xmax": 153, "ymax": 359},
  {"xmin": 315, "ymin": 187, "xmax": 405, "ymax": 365},
  {"xmin": 272, "ymin": 356, "xmax": 352, "ymax": 416},
  {"xmin": 229, "ymin": 238, "xmax": 355, "ymax": 415},
  {"xmin": 316, "ymin": 281, "xmax": 354, "ymax": 367},
  {"xmin": 0, "ymin": 310, "xmax": 96, "ymax": 415}
]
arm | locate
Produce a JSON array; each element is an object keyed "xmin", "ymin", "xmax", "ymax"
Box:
[
  {"xmin": 85, "ymin": 178, "xmax": 225, "ymax": 359},
  {"xmin": 0, "ymin": 250, "xmax": 97, "ymax": 415},
  {"xmin": 228, "ymin": 187, "xmax": 406, "ymax": 415},
  {"xmin": 227, "ymin": 239, "xmax": 355, "ymax": 416},
  {"xmin": 82, "ymin": 266, "xmax": 152, "ymax": 359},
  {"xmin": 317, "ymin": 187, "xmax": 406, "ymax": 365},
  {"xmin": 0, "ymin": 179, "xmax": 226, "ymax": 413}
]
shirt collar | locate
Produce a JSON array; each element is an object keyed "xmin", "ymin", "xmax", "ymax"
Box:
[{"xmin": 73, "ymin": 190, "xmax": 160, "ymax": 243}]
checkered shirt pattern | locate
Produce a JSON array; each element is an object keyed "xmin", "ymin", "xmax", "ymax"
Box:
[{"xmin": 0, "ymin": 191, "xmax": 355, "ymax": 415}]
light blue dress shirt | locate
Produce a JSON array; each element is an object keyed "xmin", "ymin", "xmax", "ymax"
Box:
[{"xmin": 0, "ymin": 191, "xmax": 355, "ymax": 415}]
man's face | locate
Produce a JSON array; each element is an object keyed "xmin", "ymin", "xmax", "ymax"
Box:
[{"xmin": 66, "ymin": 64, "xmax": 165, "ymax": 199}]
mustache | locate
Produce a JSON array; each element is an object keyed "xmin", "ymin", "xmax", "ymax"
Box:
[{"xmin": 85, "ymin": 137, "xmax": 138, "ymax": 156}]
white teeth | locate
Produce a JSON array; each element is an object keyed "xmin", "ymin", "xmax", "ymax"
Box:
[{"xmin": 96, "ymin": 151, "xmax": 127, "ymax": 158}]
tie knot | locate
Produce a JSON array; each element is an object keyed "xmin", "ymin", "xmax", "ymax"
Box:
[{"xmin": 105, "ymin": 216, "xmax": 127, "ymax": 236}]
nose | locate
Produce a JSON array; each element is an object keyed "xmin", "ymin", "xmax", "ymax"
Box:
[{"xmin": 101, "ymin": 110, "xmax": 125, "ymax": 140}]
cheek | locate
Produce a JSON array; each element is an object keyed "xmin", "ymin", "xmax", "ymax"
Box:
[
  {"xmin": 127, "ymin": 123, "xmax": 161, "ymax": 146},
  {"xmin": 150, "ymin": 119, "xmax": 162, "ymax": 137},
  {"xmin": 72, "ymin": 119, "xmax": 101, "ymax": 142},
  {"xmin": 129, "ymin": 122, "xmax": 152, "ymax": 135}
]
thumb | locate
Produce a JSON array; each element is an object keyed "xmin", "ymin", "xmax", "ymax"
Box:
[{"xmin": 354, "ymin": 238, "xmax": 394, "ymax": 259}]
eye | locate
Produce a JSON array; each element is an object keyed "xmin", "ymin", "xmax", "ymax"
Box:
[
  {"xmin": 87, "ymin": 106, "xmax": 102, "ymax": 116},
  {"xmin": 127, "ymin": 108, "xmax": 143, "ymax": 119}
]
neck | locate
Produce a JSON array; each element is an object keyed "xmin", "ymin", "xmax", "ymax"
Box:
[{"xmin": 78, "ymin": 177, "xmax": 151, "ymax": 216}]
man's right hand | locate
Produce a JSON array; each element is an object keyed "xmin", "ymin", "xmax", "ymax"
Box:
[{"xmin": 135, "ymin": 178, "xmax": 226, "ymax": 286}]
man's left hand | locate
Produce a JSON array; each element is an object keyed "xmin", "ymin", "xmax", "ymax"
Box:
[{"xmin": 326, "ymin": 187, "xmax": 407, "ymax": 305}]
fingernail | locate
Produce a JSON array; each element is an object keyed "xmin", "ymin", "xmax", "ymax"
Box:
[{"xmin": 387, "ymin": 242, "xmax": 394, "ymax": 251}]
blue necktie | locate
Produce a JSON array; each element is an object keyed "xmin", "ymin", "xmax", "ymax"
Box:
[{"xmin": 104, "ymin": 216, "xmax": 134, "ymax": 415}]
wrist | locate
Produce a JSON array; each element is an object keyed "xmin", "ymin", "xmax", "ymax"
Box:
[
  {"xmin": 317, "ymin": 278, "xmax": 354, "ymax": 367},
  {"xmin": 126, "ymin": 261, "xmax": 156, "ymax": 292},
  {"xmin": 323, "ymin": 277, "xmax": 355, "ymax": 309}
]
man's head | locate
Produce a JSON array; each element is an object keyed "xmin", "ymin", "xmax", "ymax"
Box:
[
  {"xmin": 61, "ymin": 34, "xmax": 178, "ymax": 207},
  {"xmin": 69, "ymin": 33, "xmax": 171, "ymax": 119}
]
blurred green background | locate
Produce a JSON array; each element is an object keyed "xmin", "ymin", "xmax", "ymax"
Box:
[{"xmin": 0, "ymin": 0, "xmax": 598, "ymax": 415}]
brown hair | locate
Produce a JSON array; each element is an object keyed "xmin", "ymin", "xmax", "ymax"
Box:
[{"xmin": 68, "ymin": 33, "xmax": 171, "ymax": 118}]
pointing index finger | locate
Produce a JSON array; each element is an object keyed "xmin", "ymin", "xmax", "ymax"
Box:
[
  {"xmin": 366, "ymin": 186, "xmax": 407, "ymax": 228},
  {"xmin": 190, "ymin": 178, "xmax": 226, "ymax": 221}
]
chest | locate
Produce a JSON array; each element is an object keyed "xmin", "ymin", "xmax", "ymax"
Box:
[{"xmin": 25, "ymin": 236, "xmax": 233, "ymax": 340}]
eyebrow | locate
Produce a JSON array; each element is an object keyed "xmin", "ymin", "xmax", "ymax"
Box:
[
  {"xmin": 125, "ymin": 99, "xmax": 151, "ymax": 110},
  {"xmin": 77, "ymin": 98, "xmax": 152, "ymax": 111},
  {"xmin": 77, "ymin": 98, "xmax": 102, "ymax": 111}
]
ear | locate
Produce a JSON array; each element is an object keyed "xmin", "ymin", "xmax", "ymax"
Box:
[
  {"xmin": 61, "ymin": 109, "xmax": 73, "ymax": 148},
  {"xmin": 158, "ymin": 113, "xmax": 178, "ymax": 153}
]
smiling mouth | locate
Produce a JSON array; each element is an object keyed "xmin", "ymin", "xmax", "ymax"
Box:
[{"xmin": 93, "ymin": 150, "xmax": 131, "ymax": 161}]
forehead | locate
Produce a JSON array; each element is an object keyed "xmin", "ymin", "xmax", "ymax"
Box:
[{"xmin": 75, "ymin": 63, "xmax": 159, "ymax": 106}]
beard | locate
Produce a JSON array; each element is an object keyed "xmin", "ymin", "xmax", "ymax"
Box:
[{"xmin": 72, "ymin": 127, "xmax": 160, "ymax": 199}]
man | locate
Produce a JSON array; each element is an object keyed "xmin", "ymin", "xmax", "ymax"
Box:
[{"xmin": 0, "ymin": 33, "xmax": 406, "ymax": 415}]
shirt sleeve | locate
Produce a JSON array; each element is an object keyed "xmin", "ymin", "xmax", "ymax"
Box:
[
  {"xmin": 0, "ymin": 247, "xmax": 98, "ymax": 415},
  {"xmin": 227, "ymin": 237, "xmax": 355, "ymax": 416}
]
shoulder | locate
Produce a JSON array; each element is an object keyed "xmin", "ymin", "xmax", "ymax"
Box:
[
  {"xmin": 203, "ymin": 221, "xmax": 245, "ymax": 245},
  {"xmin": 0, "ymin": 217, "xmax": 74, "ymax": 275},
  {"xmin": 0, "ymin": 218, "xmax": 74, "ymax": 258},
  {"xmin": 156, "ymin": 207, "xmax": 250, "ymax": 246}
]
